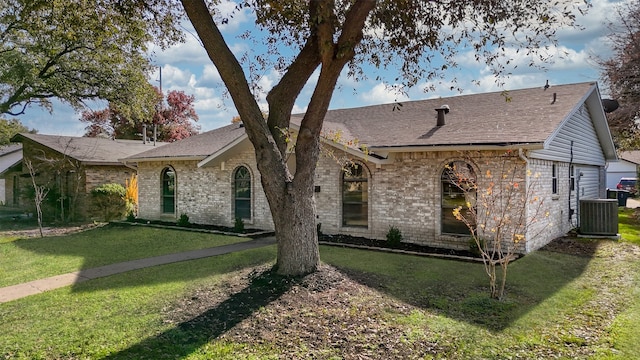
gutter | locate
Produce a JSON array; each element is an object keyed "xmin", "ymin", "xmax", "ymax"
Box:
[{"xmin": 370, "ymin": 143, "xmax": 543, "ymax": 157}]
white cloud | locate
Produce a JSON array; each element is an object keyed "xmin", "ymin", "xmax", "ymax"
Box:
[
  {"xmin": 359, "ymin": 83, "xmax": 410, "ymax": 105},
  {"xmin": 151, "ymin": 31, "xmax": 208, "ymax": 66},
  {"xmin": 215, "ymin": 0, "xmax": 253, "ymax": 33}
]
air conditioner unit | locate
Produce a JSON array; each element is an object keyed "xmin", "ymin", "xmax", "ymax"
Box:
[{"xmin": 579, "ymin": 199, "xmax": 618, "ymax": 236}]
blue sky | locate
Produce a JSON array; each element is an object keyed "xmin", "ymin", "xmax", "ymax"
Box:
[{"xmin": 12, "ymin": 0, "xmax": 628, "ymax": 136}]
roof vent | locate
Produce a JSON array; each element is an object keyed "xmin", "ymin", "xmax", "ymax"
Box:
[{"xmin": 435, "ymin": 105, "xmax": 450, "ymax": 126}]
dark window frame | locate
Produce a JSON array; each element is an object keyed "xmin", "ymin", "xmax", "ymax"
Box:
[
  {"xmin": 161, "ymin": 167, "xmax": 176, "ymax": 214},
  {"xmin": 234, "ymin": 166, "xmax": 252, "ymax": 220},
  {"xmin": 342, "ymin": 163, "xmax": 369, "ymax": 227},
  {"xmin": 441, "ymin": 161, "xmax": 476, "ymax": 235}
]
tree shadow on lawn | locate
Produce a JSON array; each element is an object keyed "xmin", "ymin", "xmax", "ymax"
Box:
[
  {"xmin": 102, "ymin": 266, "xmax": 296, "ymax": 359},
  {"xmin": 323, "ymin": 237, "xmax": 601, "ymax": 332},
  {"xmin": 6, "ymin": 223, "xmax": 275, "ymax": 290}
]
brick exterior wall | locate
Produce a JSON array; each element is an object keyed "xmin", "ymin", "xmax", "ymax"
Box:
[
  {"xmin": 137, "ymin": 150, "xmax": 273, "ymax": 230},
  {"xmin": 8, "ymin": 142, "xmax": 134, "ymax": 221},
  {"xmin": 137, "ymin": 147, "xmax": 579, "ymax": 254}
]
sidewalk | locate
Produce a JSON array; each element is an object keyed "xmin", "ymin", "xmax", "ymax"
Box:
[{"xmin": 0, "ymin": 236, "xmax": 276, "ymax": 304}]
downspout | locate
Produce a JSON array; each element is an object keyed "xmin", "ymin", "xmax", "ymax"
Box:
[
  {"xmin": 518, "ymin": 148, "xmax": 530, "ymax": 252},
  {"xmin": 569, "ymin": 141, "xmax": 574, "ymax": 223},
  {"xmin": 121, "ymin": 160, "xmax": 138, "ymax": 171}
]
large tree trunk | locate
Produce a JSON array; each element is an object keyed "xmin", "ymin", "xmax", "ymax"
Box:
[{"xmin": 270, "ymin": 183, "xmax": 319, "ymax": 275}]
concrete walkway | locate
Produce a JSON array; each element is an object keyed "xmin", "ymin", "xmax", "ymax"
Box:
[{"xmin": 0, "ymin": 237, "xmax": 276, "ymax": 304}]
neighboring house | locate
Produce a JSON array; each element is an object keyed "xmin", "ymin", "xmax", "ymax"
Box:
[
  {"xmin": 124, "ymin": 82, "xmax": 617, "ymax": 254},
  {"xmin": 606, "ymin": 151, "xmax": 640, "ymax": 189},
  {"xmin": 0, "ymin": 144, "xmax": 23, "ymax": 206},
  {"xmin": 4, "ymin": 133, "xmax": 166, "ymax": 220}
]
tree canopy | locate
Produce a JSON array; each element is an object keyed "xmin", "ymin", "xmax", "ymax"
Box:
[
  {"xmin": 599, "ymin": 1, "xmax": 640, "ymax": 149},
  {"xmin": 0, "ymin": 0, "xmax": 181, "ymax": 118},
  {"xmin": 178, "ymin": 0, "xmax": 587, "ymax": 275},
  {"xmin": 0, "ymin": 118, "xmax": 35, "ymax": 145},
  {"xmin": 81, "ymin": 87, "xmax": 200, "ymax": 142}
]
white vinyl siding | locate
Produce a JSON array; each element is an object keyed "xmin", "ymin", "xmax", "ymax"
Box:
[
  {"xmin": 575, "ymin": 166, "xmax": 601, "ymax": 200},
  {"xmin": 530, "ymin": 104, "xmax": 606, "ymax": 166}
]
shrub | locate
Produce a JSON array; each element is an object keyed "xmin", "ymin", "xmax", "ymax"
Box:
[
  {"xmin": 91, "ymin": 183, "xmax": 127, "ymax": 221},
  {"xmin": 386, "ymin": 225, "xmax": 403, "ymax": 248},
  {"xmin": 177, "ymin": 213, "xmax": 190, "ymax": 227},
  {"xmin": 234, "ymin": 217, "xmax": 245, "ymax": 233},
  {"xmin": 126, "ymin": 210, "xmax": 136, "ymax": 222},
  {"xmin": 125, "ymin": 174, "xmax": 138, "ymax": 217}
]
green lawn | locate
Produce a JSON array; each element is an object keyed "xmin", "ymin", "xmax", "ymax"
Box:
[
  {"xmin": 0, "ymin": 223, "xmax": 250, "ymax": 287},
  {"xmin": 1, "ymin": 214, "xmax": 639, "ymax": 359},
  {"xmin": 619, "ymin": 208, "xmax": 640, "ymax": 245}
]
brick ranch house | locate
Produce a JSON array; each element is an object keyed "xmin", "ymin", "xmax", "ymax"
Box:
[
  {"xmin": 3, "ymin": 133, "xmax": 165, "ymax": 221},
  {"xmin": 124, "ymin": 82, "xmax": 617, "ymax": 253}
]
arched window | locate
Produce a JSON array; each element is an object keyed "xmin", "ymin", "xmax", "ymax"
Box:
[
  {"xmin": 342, "ymin": 163, "xmax": 368, "ymax": 227},
  {"xmin": 234, "ymin": 166, "xmax": 251, "ymax": 220},
  {"xmin": 441, "ymin": 161, "xmax": 476, "ymax": 235},
  {"xmin": 161, "ymin": 167, "xmax": 175, "ymax": 214}
]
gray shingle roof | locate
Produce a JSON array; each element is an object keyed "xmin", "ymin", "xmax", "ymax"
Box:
[
  {"xmin": 125, "ymin": 82, "xmax": 602, "ymax": 161},
  {"xmin": 13, "ymin": 133, "xmax": 167, "ymax": 165},
  {"xmin": 123, "ymin": 123, "xmax": 247, "ymax": 161},
  {"xmin": 0, "ymin": 143, "xmax": 22, "ymax": 156},
  {"xmin": 619, "ymin": 151, "xmax": 640, "ymax": 164},
  {"xmin": 319, "ymin": 82, "xmax": 596, "ymax": 149}
]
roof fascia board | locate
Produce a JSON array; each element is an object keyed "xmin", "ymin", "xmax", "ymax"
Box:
[
  {"xmin": 369, "ymin": 143, "xmax": 543, "ymax": 153},
  {"xmin": 286, "ymin": 123, "xmax": 393, "ymax": 165},
  {"xmin": 119, "ymin": 156, "xmax": 206, "ymax": 163},
  {"xmin": 586, "ymin": 85, "xmax": 618, "ymax": 161},
  {"xmin": 197, "ymin": 133, "xmax": 249, "ymax": 168},
  {"xmin": 0, "ymin": 159, "xmax": 22, "ymax": 177}
]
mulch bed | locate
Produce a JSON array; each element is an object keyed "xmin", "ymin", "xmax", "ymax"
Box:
[{"xmin": 319, "ymin": 233, "xmax": 480, "ymax": 258}]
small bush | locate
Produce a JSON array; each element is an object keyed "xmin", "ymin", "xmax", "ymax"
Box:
[
  {"xmin": 177, "ymin": 213, "xmax": 190, "ymax": 227},
  {"xmin": 91, "ymin": 183, "xmax": 127, "ymax": 222},
  {"xmin": 234, "ymin": 217, "xmax": 245, "ymax": 233},
  {"xmin": 386, "ymin": 225, "xmax": 403, "ymax": 248},
  {"xmin": 126, "ymin": 210, "xmax": 136, "ymax": 222}
]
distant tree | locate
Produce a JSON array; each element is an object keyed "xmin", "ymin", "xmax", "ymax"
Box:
[
  {"xmin": 153, "ymin": 89, "xmax": 200, "ymax": 142},
  {"xmin": 0, "ymin": 0, "xmax": 180, "ymax": 118},
  {"xmin": 599, "ymin": 1, "xmax": 640, "ymax": 149},
  {"xmin": 0, "ymin": 118, "xmax": 35, "ymax": 145},
  {"xmin": 80, "ymin": 87, "xmax": 200, "ymax": 142}
]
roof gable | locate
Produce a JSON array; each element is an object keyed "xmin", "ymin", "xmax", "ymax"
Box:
[
  {"xmin": 13, "ymin": 133, "xmax": 168, "ymax": 165},
  {"xmin": 123, "ymin": 123, "xmax": 247, "ymax": 163},
  {"xmin": 317, "ymin": 82, "xmax": 598, "ymax": 150}
]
